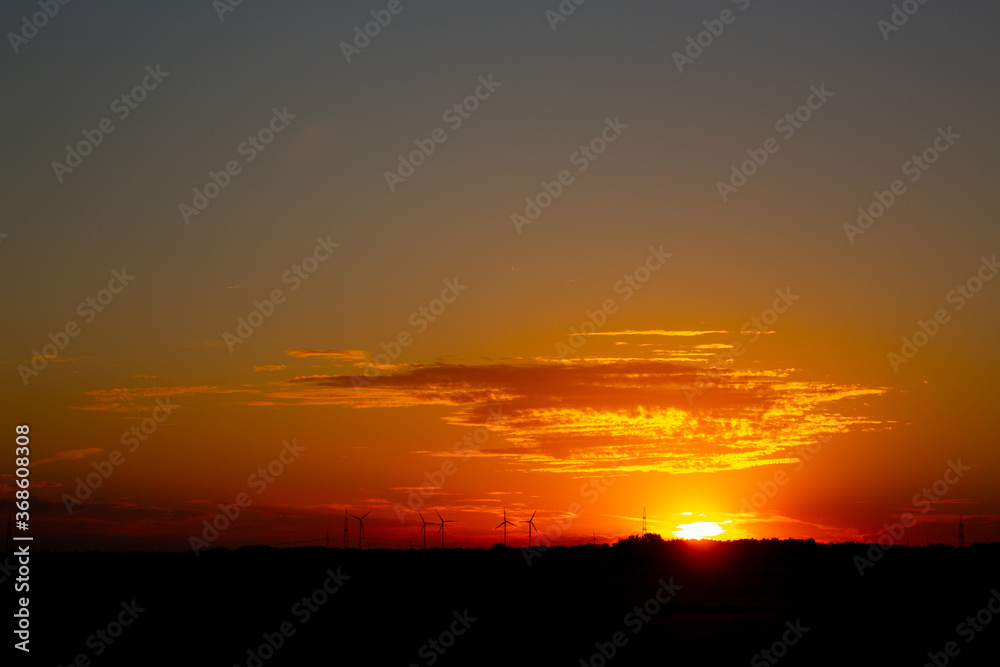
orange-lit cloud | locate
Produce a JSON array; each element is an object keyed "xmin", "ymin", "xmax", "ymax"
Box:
[
  {"xmin": 32, "ymin": 447, "xmax": 103, "ymax": 466},
  {"xmin": 583, "ymin": 330, "xmax": 729, "ymax": 337},
  {"xmin": 74, "ymin": 385, "xmax": 249, "ymax": 412},
  {"xmin": 287, "ymin": 349, "xmax": 366, "ymax": 360},
  {"xmin": 261, "ymin": 359, "xmax": 887, "ymax": 476}
]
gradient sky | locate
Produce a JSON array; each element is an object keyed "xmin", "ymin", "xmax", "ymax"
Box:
[{"xmin": 2, "ymin": 0, "xmax": 999, "ymax": 550}]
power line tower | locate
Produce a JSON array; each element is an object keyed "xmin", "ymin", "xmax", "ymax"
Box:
[
  {"xmin": 959, "ymin": 515, "xmax": 965, "ymax": 548},
  {"xmin": 342, "ymin": 509, "xmax": 349, "ymax": 549},
  {"xmin": 641, "ymin": 507, "xmax": 647, "ymax": 538}
]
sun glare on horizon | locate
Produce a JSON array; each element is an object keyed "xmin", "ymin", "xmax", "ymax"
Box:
[{"xmin": 673, "ymin": 520, "xmax": 727, "ymax": 540}]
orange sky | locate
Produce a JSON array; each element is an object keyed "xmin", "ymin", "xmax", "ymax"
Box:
[{"xmin": 2, "ymin": 0, "xmax": 999, "ymax": 552}]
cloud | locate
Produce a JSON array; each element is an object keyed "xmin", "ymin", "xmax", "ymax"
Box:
[
  {"xmin": 583, "ymin": 330, "xmax": 729, "ymax": 337},
  {"xmin": 287, "ymin": 349, "xmax": 366, "ymax": 360},
  {"xmin": 261, "ymin": 359, "xmax": 887, "ymax": 476},
  {"xmin": 32, "ymin": 447, "xmax": 103, "ymax": 466},
  {"xmin": 29, "ymin": 354, "xmax": 77, "ymax": 363},
  {"xmin": 73, "ymin": 385, "xmax": 250, "ymax": 412},
  {"xmin": 254, "ymin": 365, "xmax": 287, "ymax": 372}
]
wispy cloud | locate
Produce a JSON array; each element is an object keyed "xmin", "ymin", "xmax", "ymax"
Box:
[
  {"xmin": 287, "ymin": 349, "xmax": 366, "ymax": 360},
  {"xmin": 583, "ymin": 330, "xmax": 729, "ymax": 337},
  {"xmin": 32, "ymin": 447, "xmax": 102, "ymax": 466},
  {"xmin": 259, "ymin": 359, "xmax": 887, "ymax": 476},
  {"xmin": 73, "ymin": 385, "xmax": 249, "ymax": 412}
]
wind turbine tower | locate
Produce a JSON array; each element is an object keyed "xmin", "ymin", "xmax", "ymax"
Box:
[
  {"xmin": 348, "ymin": 510, "xmax": 371, "ymax": 549},
  {"xmin": 495, "ymin": 509, "xmax": 515, "ymax": 547},
  {"xmin": 525, "ymin": 511, "xmax": 538, "ymax": 548},
  {"xmin": 418, "ymin": 512, "xmax": 436, "ymax": 550},
  {"xmin": 436, "ymin": 510, "xmax": 456, "ymax": 549},
  {"xmin": 642, "ymin": 507, "xmax": 647, "ymax": 537},
  {"xmin": 959, "ymin": 515, "xmax": 965, "ymax": 548}
]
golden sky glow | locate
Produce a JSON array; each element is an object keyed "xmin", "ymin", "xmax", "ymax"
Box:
[{"xmin": 2, "ymin": 0, "xmax": 998, "ymax": 552}]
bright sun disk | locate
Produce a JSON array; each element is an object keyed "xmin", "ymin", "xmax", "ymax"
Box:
[{"xmin": 673, "ymin": 521, "xmax": 725, "ymax": 540}]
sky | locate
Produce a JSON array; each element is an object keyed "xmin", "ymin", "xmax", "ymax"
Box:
[{"xmin": 2, "ymin": 0, "xmax": 999, "ymax": 551}]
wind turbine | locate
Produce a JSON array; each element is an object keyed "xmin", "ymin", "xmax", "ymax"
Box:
[
  {"xmin": 495, "ymin": 509, "xmax": 515, "ymax": 547},
  {"xmin": 524, "ymin": 511, "xmax": 538, "ymax": 548},
  {"xmin": 348, "ymin": 510, "xmax": 371, "ymax": 549},
  {"xmin": 407, "ymin": 537, "xmax": 414, "ymax": 550},
  {"xmin": 436, "ymin": 510, "xmax": 456, "ymax": 549},
  {"xmin": 417, "ymin": 512, "xmax": 436, "ymax": 550}
]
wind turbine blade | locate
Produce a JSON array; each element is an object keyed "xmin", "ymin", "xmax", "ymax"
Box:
[{"xmin": 435, "ymin": 510, "xmax": 444, "ymax": 522}]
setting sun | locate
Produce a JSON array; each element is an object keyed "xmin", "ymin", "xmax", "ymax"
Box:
[{"xmin": 674, "ymin": 521, "xmax": 726, "ymax": 540}]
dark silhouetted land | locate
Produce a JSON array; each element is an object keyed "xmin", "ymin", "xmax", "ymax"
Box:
[{"xmin": 19, "ymin": 537, "xmax": 1000, "ymax": 665}]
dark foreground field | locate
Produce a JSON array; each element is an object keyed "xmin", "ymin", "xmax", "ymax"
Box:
[{"xmin": 13, "ymin": 539, "xmax": 1000, "ymax": 666}]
